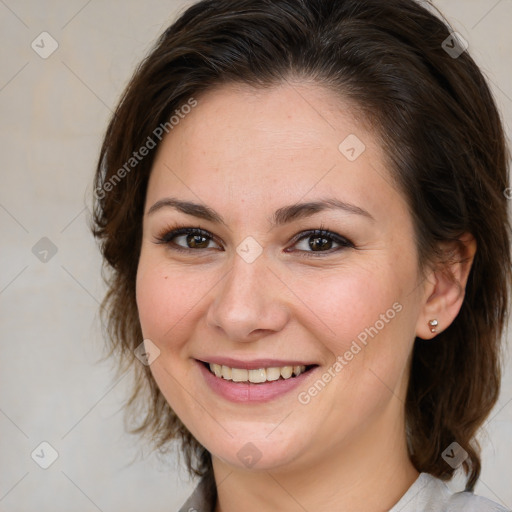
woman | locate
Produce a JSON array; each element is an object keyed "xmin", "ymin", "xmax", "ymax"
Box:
[{"xmin": 92, "ymin": 0, "xmax": 512, "ymax": 510}]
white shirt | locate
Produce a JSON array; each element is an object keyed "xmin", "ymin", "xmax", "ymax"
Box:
[
  {"xmin": 178, "ymin": 472, "xmax": 511, "ymax": 511},
  {"xmin": 389, "ymin": 473, "xmax": 509, "ymax": 511}
]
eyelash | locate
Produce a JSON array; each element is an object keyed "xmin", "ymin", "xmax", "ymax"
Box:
[{"xmin": 154, "ymin": 223, "xmax": 355, "ymax": 258}]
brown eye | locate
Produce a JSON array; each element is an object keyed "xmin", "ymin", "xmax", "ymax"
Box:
[
  {"xmin": 156, "ymin": 227, "xmax": 222, "ymax": 251},
  {"xmin": 289, "ymin": 229, "xmax": 354, "ymax": 257},
  {"xmin": 186, "ymin": 233, "xmax": 210, "ymax": 249},
  {"xmin": 308, "ymin": 235, "xmax": 333, "ymax": 251}
]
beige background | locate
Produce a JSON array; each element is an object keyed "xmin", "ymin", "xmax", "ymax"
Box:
[{"xmin": 0, "ymin": 1, "xmax": 511, "ymax": 510}]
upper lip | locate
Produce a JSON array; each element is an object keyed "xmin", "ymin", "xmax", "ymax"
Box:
[{"xmin": 197, "ymin": 357, "xmax": 317, "ymax": 370}]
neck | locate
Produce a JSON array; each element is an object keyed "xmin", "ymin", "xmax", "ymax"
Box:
[{"xmin": 212, "ymin": 408, "xmax": 418, "ymax": 512}]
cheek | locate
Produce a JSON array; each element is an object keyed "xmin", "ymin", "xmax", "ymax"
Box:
[
  {"xmin": 289, "ymin": 259, "xmax": 417, "ymax": 409},
  {"xmin": 290, "ymin": 267, "xmax": 414, "ymax": 423},
  {"xmin": 136, "ymin": 262, "xmax": 168, "ymax": 340},
  {"xmin": 135, "ymin": 254, "xmax": 207, "ymax": 346},
  {"xmin": 135, "ymin": 254, "xmax": 207, "ymax": 429},
  {"xmin": 290, "ymin": 264, "xmax": 403, "ymax": 349}
]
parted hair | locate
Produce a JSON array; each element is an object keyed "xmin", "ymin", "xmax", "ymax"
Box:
[{"xmin": 91, "ymin": 0, "xmax": 511, "ymax": 491}]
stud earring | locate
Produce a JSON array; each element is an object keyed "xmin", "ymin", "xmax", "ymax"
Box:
[{"xmin": 428, "ymin": 319, "xmax": 438, "ymax": 333}]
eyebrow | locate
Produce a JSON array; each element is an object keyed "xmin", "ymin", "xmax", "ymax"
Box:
[{"xmin": 147, "ymin": 197, "xmax": 374, "ymax": 226}]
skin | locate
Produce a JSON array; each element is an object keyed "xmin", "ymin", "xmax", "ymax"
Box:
[{"xmin": 136, "ymin": 82, "xmax": 476, "ymax": 511}]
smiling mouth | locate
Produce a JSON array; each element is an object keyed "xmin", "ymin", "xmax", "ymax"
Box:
[{"xmin": 202, "ymin": 361, "xmax": 317, "ymax": 384}]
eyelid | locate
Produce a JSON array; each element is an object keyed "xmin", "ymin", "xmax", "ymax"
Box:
[
  {"xmin": 154, "ymin": 225, "xmax": 223, "ymax": 251},
  {"xmin": 286, "ymin": 229, "xmax": 354, "ymax": 255}
]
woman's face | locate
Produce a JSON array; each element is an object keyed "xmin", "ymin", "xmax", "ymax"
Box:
[{"xmin": 136, "ymin": 82, "xmax": 429, "ymax": 472}]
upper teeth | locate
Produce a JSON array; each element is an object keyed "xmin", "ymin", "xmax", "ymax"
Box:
[{"xmin": 209, "ymin": 363, "xmax": 307, "ymax": 383}]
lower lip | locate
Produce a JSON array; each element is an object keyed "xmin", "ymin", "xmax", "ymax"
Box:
[{"xmin": 196, "ymin": 360, "xmax": 316, "ymax": 403}]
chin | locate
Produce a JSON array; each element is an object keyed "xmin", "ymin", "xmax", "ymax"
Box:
[{"xmin": 205, "ymin": 430, "xmax": 310, "ymax": 472}]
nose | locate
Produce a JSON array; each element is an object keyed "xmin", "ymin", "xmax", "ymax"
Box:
[{"xmin": 206, "ymin": 253, "xmax": 290, "ymax": 342}]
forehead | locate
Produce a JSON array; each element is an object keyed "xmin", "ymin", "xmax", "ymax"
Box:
[
  {"xmin": 160, "ymin": 82, "xmax": 368, "ymax": 167},
  {"xmin": 146, "ymin": 82, "xmax": 407, "ymax": 227}
]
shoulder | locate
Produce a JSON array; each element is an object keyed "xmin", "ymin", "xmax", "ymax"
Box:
[
  {"xmin": 390, "ymin": 473, "xmax": 510, "ymax": 512},
  {"xmin": 448, "ymin": 490, "xmax": 510, "ymax": 512},
  {"xmin": 179, "ymin": 472, "xmax": 510, "ymax": 512}
]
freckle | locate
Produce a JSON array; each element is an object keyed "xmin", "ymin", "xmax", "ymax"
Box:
[{"xmin": 164, "ymin": 276, "xmax": 168, "ymax": 279}]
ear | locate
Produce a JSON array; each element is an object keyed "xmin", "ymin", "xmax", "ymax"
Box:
[{"xmin": 416, "ymin": 233, "xmax": 477, "ymax": 340}]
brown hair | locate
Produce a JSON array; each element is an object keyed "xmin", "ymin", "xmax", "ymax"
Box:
[{"xmin": 91, "ymin": 0, "xmax": 511, "ymax": 491}]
